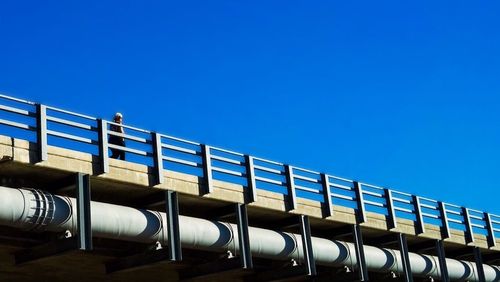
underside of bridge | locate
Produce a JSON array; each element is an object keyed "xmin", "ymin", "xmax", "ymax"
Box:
[{"xmin": 1, "ymin": 160, "xmax": 499, "ymax": 282}]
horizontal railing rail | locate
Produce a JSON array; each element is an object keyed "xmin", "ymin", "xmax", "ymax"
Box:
[{"xmin": 0, "ymin": 94, "xmax": 498, "ymax": 247}]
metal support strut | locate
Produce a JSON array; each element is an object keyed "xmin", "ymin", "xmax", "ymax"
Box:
[
  {"xmin": 436, "ymin": 240, "xmax": 449, "ymax": 282},
  {"xmin": 236, "ymin": 203, "xmax": 253, "ymax": 269},
  {"xmin": 352, "ymin": 224, "xmax": 369, "ymax": 281},
  {"xmin": 398, "ymin": 233, "xmax": 413, "ymax": 282},
  {"xmin": 474, "ymin": 247, "xmax": 486, "ymax": 282},
  {"xmin": 166, "ymin": 190, "xmax": 182, "ymax": 261},
  {"xmin": 76, "ymin": 173, "xmax": 92, "ymax": 251}
]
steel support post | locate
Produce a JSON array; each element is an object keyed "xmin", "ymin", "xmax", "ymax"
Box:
[
  {"xmin": 76, "ymin": 173, "xmax": 92, "ymax": 251},
  {"xmin": 462, "ymin": 207, "xmax": 474, "ymax": 244},
  {"xmin": 201, "ymin": 144, "xmax": 213, "ymax": 195},
  {"xmin": 352, "ymin": 224, "xmax": 369, "ymax": 281},
  {"xmin": 97, "ymin": 119, "xmax": 109, "ymax": 174},
  {"xmin": 412, "ymin": 195, "xmax": 425, "ymax": 234},
  {"xmin": 36, "ymin": 104, "xmax": 48, "ymax": 162},
  {"xmin": 438, "ymin": 202, "xmax": 451, "ymax": 239},
  {"xmin": 166, "ymin": 190, "xmax": 182, "ymax": 261},
  {"xmin": 321, "ymin": 173, "xmax": 333, "ymax": 218},
  {"xmin": 436, "ymin": 240, "xmax": 449, "ymax": 282},
  {"xmin": 284, "ymin": 165, "xmax": 297, "ymax": 211},
  {"xmin": 384, "ymin": 188, "xmax": 397, "ymax": 230},
  {"xmin": 474, "ymin": 247, "xmax": 486, "ymax": 282},
  {"xmin": 484, "ymin": 212, "xmax": 496, "ymax": 248},
  {"xmin": 299, "ymin": 215, "xmax": 316, "ymax": 276},
  {"xmin": 236, "ymin": 203, "xmax": 253, "ymax": 269},
  {"xmin": 244, "ymin": 155, "xmax": 257, "ymax": 203},
  {"xmin": 397, "ymin": 233, "xmax": 413, "ymax": 282},
  {"xmin": 152, "ymin": 132, "xmax": 164, "ymax": 185},
  {"xmin": 353, "ymin": 182, "xmax": 367, "ymax": 224}
]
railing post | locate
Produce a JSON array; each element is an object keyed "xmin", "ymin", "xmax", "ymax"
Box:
[
  {"xmin": 97, "ymin": 119, "xmax": 109, "ymax": 174},
  {"xmin": 484, "ymin": 212, "xmax": 496, "ymax": 248},
  {"xmin": 244, "ymin": 155, "xmax": 257, "ymax": 203},
  {"xmin": 201, "ymin": 144, "xmax": 213, "ymax": 195},
  {"xmin": 353, "ymin": 181, "xmax": 366, "ymax": 224},
  {"xmin": 152, "ymin": 132, "xmax": 164, "ymax": 185},
  {"xmin": 321, "ymin": 173, "xmax": 333, "ymax": 218},
  {"xmin": 462, "ymin": 207, "xmax": 474, "ymax": 244},
  {"xmin": 413, "ymin": 195, "xmax": 425, "ymax": 234},
  {"xmin": 384, "ymin": 188, "xmax": 397, "ymax": 230},
  {"xmin": 36, "ymin": 104, "xmax": 48, "ymax": 162},
  {"xmin": 438, "ymin": 201, "xmax": 451, "ymax": 239},
  {"xmin": 76, "ymin": 173, "xmax": 92, "ymax": 250},
  {"xmin": 284, "ymin": 165, "xmax": 297, "ymax": 211}
]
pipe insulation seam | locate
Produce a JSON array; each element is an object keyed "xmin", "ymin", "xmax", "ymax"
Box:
[{"xmin": 0, "ymin": 186, "xmax": 498, "ymax": 281}]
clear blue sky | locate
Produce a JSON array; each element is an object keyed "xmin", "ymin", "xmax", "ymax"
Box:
[{"xmin": 1, "ymin": 1, "xmax": 499, "ymax": 213}]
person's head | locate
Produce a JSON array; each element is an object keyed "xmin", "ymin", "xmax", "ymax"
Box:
[{"xmin": 114, "ymin": 112, "xmax": 123, "ymax": 123}]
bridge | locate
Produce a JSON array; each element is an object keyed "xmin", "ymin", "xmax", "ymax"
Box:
[{"xmin": 0, "ymin": 94, "xmax": 499, "ymax": 281}]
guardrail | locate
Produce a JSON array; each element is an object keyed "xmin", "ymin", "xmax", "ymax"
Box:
[{"xmin": 0, "ymin": 94, "xmax": 498, "ymax": 247}]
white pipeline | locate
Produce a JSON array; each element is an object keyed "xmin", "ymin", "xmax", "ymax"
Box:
[{"xmin": 0, "ymin": 186, "xmax": 497, "ymax": 281}]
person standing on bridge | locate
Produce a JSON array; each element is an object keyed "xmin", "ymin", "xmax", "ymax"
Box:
[{"xmin": 109, "ymin": 112, "xmax": 126, "ymax": 160}]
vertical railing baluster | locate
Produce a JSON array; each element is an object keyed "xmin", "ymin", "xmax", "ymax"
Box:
[
  {"xmin": 462, "ymin": 207, "xmax": 474, "ymax": 244},
  {"xmin": 321, "ymin": 173, "xmax": 333, "ymax": 218},
  {"xmin": 36, "ymin": 104, "xmax": 48, "ymax": 162},
  {"xmin": 284, "ymin": 165, "xmax": 297, "ymax": 211},
  {"xmin": 484, "ymin": 212, "xmax": 496, "ymax": 248},
  {"xmin": 244, "ymin": 155, "xmax": 257, "ymax": 203},
  {"xmin": 385, "ymin": 188, "xmax": 397, "ymax": 230},
  {"xmin": 201, "ymin": 144, "xmax": 213, "ymax": 195},
  {"xmin": 354, "ymin": 181, "xmax": 367, "ymax": 224},
  {"xmin": 152, "ymin": 132, "xmax": 164, "ymax": 185},
  {"xmin": 97, "ymin": 119, "xmax": 109, "ymax": 174},
  {"xmin": 413, "ymin": 196, "xmax": 425, "ymax": 234},
  {"xmin": 439, "ymin": 202, "xmax": 451, "ymax": 239}
]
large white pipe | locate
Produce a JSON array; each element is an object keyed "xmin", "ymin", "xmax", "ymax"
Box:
[{"xmin": 0, "ymin": 186, "xmax": 497, "ymax": 281}]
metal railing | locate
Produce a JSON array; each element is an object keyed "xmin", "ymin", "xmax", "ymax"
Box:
[{"xmin": 0, "ymin": 94, "xmax": 498, "ymax": 247}]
